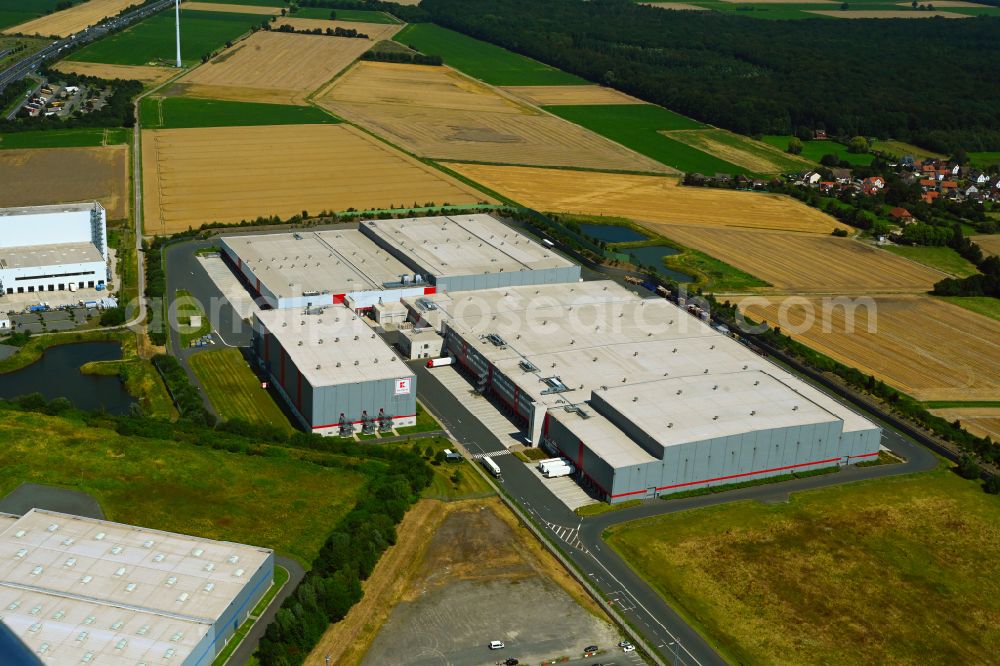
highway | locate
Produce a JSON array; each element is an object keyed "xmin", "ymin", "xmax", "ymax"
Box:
[
  {"xmin": 0, "ymin": 0, "xmax": 174, "ymax": 94},
  {"xmin": 411, "ymin": 360, "xmax": 939, "ymax": 666}
]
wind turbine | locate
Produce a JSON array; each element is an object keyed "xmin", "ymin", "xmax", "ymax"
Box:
[{"xmin": 174, "ymin": 0, "xmax": 181, "ymax": 68}]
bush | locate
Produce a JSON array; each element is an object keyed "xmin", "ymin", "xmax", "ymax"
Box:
[
  {"xmin": 99, "ymin": 307, "xmax": 126, "ymax": 326},
  {"xmin": 957, "ymin": 455, "xmax": 982, "ymax": 480}
]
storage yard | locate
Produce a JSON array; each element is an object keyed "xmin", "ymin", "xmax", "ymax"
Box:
[
  {"xmin": 2, "ymin": 0, "xmax": 135, "ymax": 36},
  {"xmin": 174, "ymin": 30, "xmax": 374, "ymax": 105},
  {"xmin": 445, "ymin": 163, "xmax": 841, "ymax": 234},
  {"xmin": 140, "ymin": 124, "xmax": 490, "ymax": 233},
  {"xmin": 315, "ymin": 61, "xmax": 670, "ymax": 172},
  {"xmin": 0, "ymin": 146, "xmax": 128, "ymax": 219},
  {"xmin": 740, "ymin": 295, "xmax": 1000, "ymax": 401}
]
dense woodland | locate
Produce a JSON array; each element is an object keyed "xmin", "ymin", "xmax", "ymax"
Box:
[{"xmin": 420, "ymin": 0, "xmax": 1000, "ymax": 153}]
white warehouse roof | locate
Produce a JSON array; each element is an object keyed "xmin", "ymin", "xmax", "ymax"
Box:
[{"xmin": 0, "ymin": 509, "xmax": 272, "ymax": 666}]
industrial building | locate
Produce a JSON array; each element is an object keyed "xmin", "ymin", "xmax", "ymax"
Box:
[
  {"xmin": 219, "ymin": 229, "xmax": 431, "ymax": 311},
  {"xmin": 252, "ymin": 307, "xmax": 416, "ymax": 435},
  {"xmin": 0, "ymin": 203, "xmax": 107, "ymax": 296},
  {"xmin": 430, "ymin": 281, "xmax": 881, "ymax": 502},
  {"xmin": 359, "ymin": 214, "xmax": 580, "ymax": 292},
  {"xmin": 398, "ymin": 326, "xmax": 444, "ymax": 360},
  {"xmin": 0, "ymin": 509, "xmax": 273, "ymax": 665}
]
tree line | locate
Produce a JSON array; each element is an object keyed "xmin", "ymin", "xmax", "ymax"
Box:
[{"xmin": 420, "ymin": 0, "xmax": 1000, "ymax": 153}]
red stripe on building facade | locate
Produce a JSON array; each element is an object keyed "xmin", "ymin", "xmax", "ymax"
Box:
[
  {"xmin": 333, "ymin": 294, "xmax": 345, "ymax": 305},
  {"xmin": 424, "ymin": 286, "xmax": 436, "ymax": 295}
]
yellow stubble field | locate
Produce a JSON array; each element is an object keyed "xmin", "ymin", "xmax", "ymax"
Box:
[
  {"xmin": 973, "ymin": 235, "xmax": 1000, "ymax": 257},
  {"xmin": 52, "ymin": 61, "xmax": 178, "ymax": 86},
  {"xmin": 273, "ymin": 18, "xmax": 401, "ymax": 42},
  {"xmin": 315, "ymin": 61, "xmax": 670, "ymax": 173},
  {"xmin": 739, "ymin": 295, "xmax": 1000, "ymax": 402},
  {"xmin": 3, "ymin": 0, "xmax": 136, "ymax": 36},
  {"xmin": 446, "ymin": 163, "xmax": 839, "ymax": 233},
  {"xmin": 184, "ymin": 2, "xmax": 280, "ymax": 14},
  {"xmin": 175, "ymin": 31, "xmax": 372, "ymax": 105},
  {"xmin": 500, "ymin": 85, "xmax": 643, "ymax": 106},
  {"xmin": 929, "ymin": 408, "xmax": 1000, "ymax": 441},
  {"xmin": 141, "ymin": 124, "xmax": 493, "ymax": 234}
]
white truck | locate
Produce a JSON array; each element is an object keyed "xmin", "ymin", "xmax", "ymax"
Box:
[
  {"xmin": 481, "ymin": 456, "xmax": 502, "ymax": 478},
  {"xmin": 543, "ymin": 463, "xmax": 575, "ymax": 479}
]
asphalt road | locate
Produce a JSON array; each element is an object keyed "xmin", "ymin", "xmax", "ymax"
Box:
[{"xmin": 412, "ymin": 360, "xmax": 938, "ymax": 666}]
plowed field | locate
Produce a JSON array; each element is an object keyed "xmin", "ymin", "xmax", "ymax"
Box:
[
  {"xmin": 52, "ymin": 61, "xmax": 177, "ymax": 85},
  {"xmin": 446, "ymin": 163, "xmax": 839, "ymax": 233},
  {"xmin": 175, "ymin": 30, "xmax": 371, "ymax": 104},
  {"xmin": 739, "ymin": 295, "xmax": 1000, "ymax": 401},
  {"xmin": 501, "ymin": 85, "xmax": 642, "ymax": 106},
  {"xmin": 0, "ymin": 146, "xmax": 128, "ymax": 219},
  {"xmin": 3, "ymin": 0, "xmax": 135, "ymax": 36},
  {"xmin": 315, "ymin": 61, "xmax": 669, "ymax": 172},
  {"xmin": 141, "ymin": 124, "xmax": 491, "ymax": 233}
]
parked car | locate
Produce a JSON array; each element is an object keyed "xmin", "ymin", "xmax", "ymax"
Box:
[
  {"xmin": 585, "ymin": 645, "xmax": 599, "ymax": 653},
  {"xmin": 618, "ymin": 641, "xmax": 633, "ymax": 648},
  {"xmin": 623, "ymin": 644, "xmax": 636, "ymax": 653}
]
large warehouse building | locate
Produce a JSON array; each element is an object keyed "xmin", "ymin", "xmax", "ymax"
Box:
[
  {"xmin": 360, "ymin": 214, "xmax": 580, "ymax": 292},
  {"xmin": 431, "ymin": 281, "xmax": 881, "ymax": 502},
  {"xmin": 0, "ymin": 203, "xmax": 108, "ymax": 296},
  {"xmin": 252, "ymin": 307, "xmax": 416, "ymax": 435},
  {"xmin": 0, "ymin": 509, "xmax": 273, "ymax": 665}
]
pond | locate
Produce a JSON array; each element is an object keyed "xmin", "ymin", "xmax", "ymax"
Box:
[
  {"xmin": 578, "ymin": 223, "xmax": 649, "ymax": 244},
  {"xmin": 0, "ymin": 342, "xmax": 134, "ymax": 415},
  {"xmin": 626, "ymin": 245, "xmax": 694, "ymax": 283}
]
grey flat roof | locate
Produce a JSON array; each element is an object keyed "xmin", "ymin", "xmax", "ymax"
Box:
[
  {"xmin": 221, "ymin": 229, "xmax": 411, "ymax": 299},
  {"xmin": 0, "ymin": 242, "xmax": 104, "ymax": 271},
  {"xmin": 0, "ymin": 509, "xmax": 272, "ymax": 666},
  {"xmin": 362, "ymin": 214, "xmax": 574, "ymax": 278},
  {"xmin": 255, "ymin": 306, "xmax": 412, "ymax": 386},
  {"xmin": 0, "ymin": 202, "xmax": 101, "ymax": 218}
]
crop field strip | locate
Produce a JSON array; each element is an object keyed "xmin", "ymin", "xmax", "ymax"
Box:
[
  {"xmin": 929, "ymin": 408, "xmax": 1000, "ymax": 441},
  {"xmin": 663, "ymin": 128, "xmax": 815, "ymax": 174},
  {"xmin": 973, "ymin": 235, "xmax": 1000, "ymax": 257},
  {"xmin": 739, "ymin": 295, "xmax": 1000, "ymax": 401},
  {"xmin": 0, "ymin": 128, "xmax": 129, "ymax": 150},
  {"xmin": 0, "ymin": 145, "xmax": 128, "ymax": 219},
  {"xmin": 315, "ymin": 61, "xmax": 670, "ymax": 172},
  {"xmin": 139, "ymin": 96, "xmax": 337, "ymax": 129},
  {"xmin": 272, "ymin": 17, "xmax": 402, "ymax": 41},
  {"xmin": 445, "ymin": 163, "xmax": 840, "ymax": 234},
  {"xmin": 760, "ymin": 135, "xmax": 872, "ymax": 166},
  {"xmin": 808, "ymin": 9, "xmax": 971, "ymax": 17},
  {"xmin": 52, "ymin": 60, "xmax": 179, "ymax": 85},
  {"xmin": 189, "ymin": 348, "xmax": 293, "ymax": 432},
  {"xmin": 175, "ymin": 30, "xmax": 375, "ymax": 105},
  {"xmin": 500, "ymin": 85, "xmax": 643, "ymax": 106},
  {"xmin": 141, "ymin": 123, "xmax": 493, "ymax": 234},
  {"xmin": 2, "ymin": 0, "xmax": 135, "ymax": 37},
  {"xmin": 184, "ymin": 2, "xmax": 281, "ymax": 14}
]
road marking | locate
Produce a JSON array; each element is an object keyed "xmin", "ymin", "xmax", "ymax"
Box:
[{"xmin": 469, "ymin": 449, "xmax": 513, "ymax": 460}]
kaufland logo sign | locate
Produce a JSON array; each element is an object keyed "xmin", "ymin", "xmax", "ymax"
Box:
[{"xmin": 395, "ymin": 378, "xmax": 412, "ymax": 395}]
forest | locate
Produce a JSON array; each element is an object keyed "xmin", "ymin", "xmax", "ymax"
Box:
[{"xmin": 420, "ymin": 0, "xmax": 1000, "ymax": 153}]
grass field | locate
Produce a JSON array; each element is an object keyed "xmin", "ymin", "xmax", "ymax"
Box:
[
  {"xmin": 664, "ymin": 128, "xmax": 815, "ymax": 174},
  {"xmin": 68, "ymin": 10, "xmax": 261, "ymax": 66},
  {"xmin": 0, "ymin": 127, "xmax": 129, "ymax": 149},
  {"xmin": 142, "ymin": 123, "xmax": 490, "ymax": 233},
  {"xmin": 883, "ymin": 243, "xmax": 980, "ymax": 277},
  {"xmin": 140, "ymin": 96, "xmax": 337, "ymax": 129},
  {"xmin": 174, "ymin": 289, "xmax": 211, "ymax": 346},
  {"xmin": 394, "ymin": 23, "xmax": 586, "ymax": 86},
  {"xmin": 189, "ymin": 348, "xmax": 294, "ymax": 432},
  {"xmin": 606, "ymin": 468, "xmax": 1000, "ymax": 664},
  {"xmin": 0, "ymin": 144, "xmax": 128, "ymax": 218},
  {"xmin": 871, "ymin": 138, "xmax": 946, "ymax": 161},
  {"xmin": 296, "ymin": 7, "xmax": 401, "ymax": 23},
  {"xmin": 395, "ymin": 402, "xmax": 443, "ymax": 435},
  {"xmin": 546, "ymin": 104, "xmax": 747, "ymax": 174},
  {"xmin": 740, "ymin": 294, "xmax": 1000, "ymax": 401},
  {"xmin": 316, "ymin": 61, "xmax": 667, "ymax": 172},
  {"xmin": 0, "ymin": 407, "xmax": 365, "ymax": 565},
  {"xmin": 938, "ymin": 295, "xmax": 1000, "ymax": 322},
  {"xmin": 970, "ymin": 151, "xmax": 1000, "ymax": 169},
  {"xmin": 3, "ymin": 0, "xmax": 135, "ymax": 37},
  {"xmin": 0, "ymin": 4, "xmax": 44, "ymax": 32},
  {"xmin": 760, "ymin": 135, "xmax": 874, "ymax": 166}
]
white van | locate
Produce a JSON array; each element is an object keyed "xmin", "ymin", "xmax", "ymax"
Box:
[{"xmin": 489, "ymin": 641, "xmax": 505, "ymax": 650}]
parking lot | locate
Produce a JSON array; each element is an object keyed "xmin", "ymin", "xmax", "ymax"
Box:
[{"xmin": 4, "ymin": 307, "xmax": 100, "ymax": 334}]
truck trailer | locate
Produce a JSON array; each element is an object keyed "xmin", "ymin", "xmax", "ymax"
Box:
[
  {"xmin": 542, "ymin": 463, "xmax": 575, "ymax": 479},
  {"xmin": 426, "ymin": 356, "xmax": 454, "ymax": 368},
  {"xmin": 481, "ymin": 456, "xmax": 502, "ymax": 478},
  {"xmin": 537, "ymin": 458, "xmax": 571, "ymax": 474}
]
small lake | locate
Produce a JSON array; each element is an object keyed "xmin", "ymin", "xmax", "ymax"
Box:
[
  {"xmin": 0, "ymin": 342, "xmax": 134, "ymax": 415},
  {"xmin": 626, "ymin": 246, "xmax": 694, "ymax": 283},
  {"xmin": 578, "ymin": 223, "xmax": 649, "ymax": 243}
]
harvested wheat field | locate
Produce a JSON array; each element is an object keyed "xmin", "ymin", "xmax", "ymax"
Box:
[
  {"xmin": 642, "ymin": 2, "xmax": 712, "ymax": 9},
  {"xmin": 52, "ymin": 61, "xmax": 177, "ymax": 86},
  {"xmin": 664, "ymin": 128, "xmax": 814, "ymax": 174},
  {"xmin": 501, "ymin": 85, "xmax": 643, "ymax": 106},
  {"xmin": 273, "ymin": 18, "xmax": 401, "ymax": 41},
  {"xmin": 973, "ymin": 235, "xmax": 1000, "ymax": 257},
  {"xmin": 4, "ymin": 0, "xmax": 136, "ymax": 36},
  {"xmin": 930, "ymin": 408, "xmax": 1000, "ymax": 441},
  {"xmin": 664, "ymin": 225, "xmax": 944, "ymax": 293},
  {"xmin": 447, "ymin": 163, "xmax": 839, "ymax": 233},
  {"xmin": 175, "ymin": 31, "xmax": 371, "ymax": 104},
  {"xmin": 809, "ymin": 9, "xmax": 970, "ymax": 17},
  {"xmin": 0, "ymin": 146, "xmax": 128, "ymax": 219},
  {"xmin": 740, "ymin": 295, "xmax": 1000, "ymax": 402},
  {"xmin": 316, "ymin": 61, "xmax": 669, "ymax": 172},
  {"xmin": 184, "ymin": 2, "xmax": 280, "ymax": 14},
  {"xmin": 141, "ymin": 124, "xmax": 491, "ymax": 233}
]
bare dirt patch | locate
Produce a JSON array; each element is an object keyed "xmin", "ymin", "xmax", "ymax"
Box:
[
  {"xmin": 809, "ymin": 9, "xmax": 970, "ymax": 17},
  {"xmin": 4, "ymin": 0, "xmax": 137, "ymax": 37},
  {"xmin": 273, "ymin": 17, "xmax": 401, "ymax": 41},
  {"xmin": 739, "ymin": 295, "xmax": 1000, "ymax": 401},
  {"xmin": 501, "ymin": 84, "xmax": 644, "ymax": 105},
  {"xmin": 183, "ymin": 2, "xmax": 280, "ymax": 14},
  {"xmin": 447, "ymin": 163, "xmax": 840, "ymax": 233},
  {"xmin": 0, "ymin": 146, "xmax": 128, "ymax": 219},
  {"xmin": 141, "ymin": 123, "xmax": 491, "ymax": 234},
  {"xmin": 176, "ymin": 30, "xmax": 371, "ymax": 104},
  {"xmin": 930, "ymin": 408, "xmax": 1000, "ymax": 440},
  {"xmin": 52, "ymin": 61, "xmax": 177, "ymax": 86},
  {"xmin": 316, "ymin": 61, "xmax": 670, "ymax": 172}
]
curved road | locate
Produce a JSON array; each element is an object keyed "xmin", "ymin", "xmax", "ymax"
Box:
[{"xmin": 412, "ymin": 360, "xmax": 938, "ymax": 666}]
